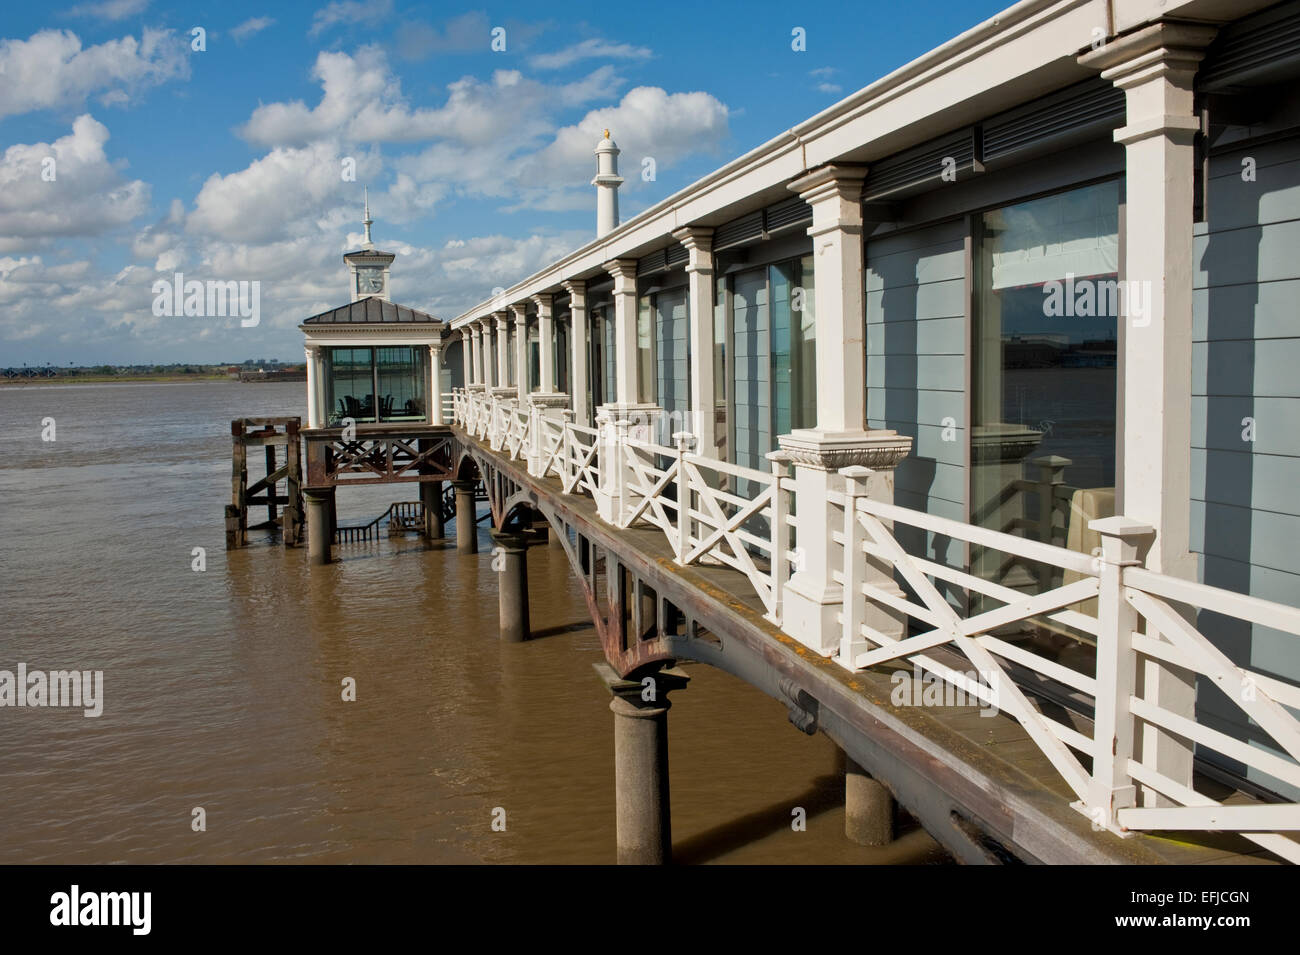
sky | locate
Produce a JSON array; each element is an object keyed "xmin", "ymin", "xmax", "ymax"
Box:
[{"xmin": 0, "ymin": 0, "xmax": 1009, "ymax": 366}]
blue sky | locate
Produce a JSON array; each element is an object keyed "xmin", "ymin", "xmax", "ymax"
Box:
[{"xmin": 0, "ymin": 0, "xmax": 1008, "ymax": 365}]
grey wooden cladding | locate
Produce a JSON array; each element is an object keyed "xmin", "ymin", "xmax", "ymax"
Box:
[
  {"xmin": 1194, "ymin": 126, "xmax": 1300, "ymax": 794},
  {"xmin": 865, "ymin": 220, "xmax": 967, "ymax": 505}
]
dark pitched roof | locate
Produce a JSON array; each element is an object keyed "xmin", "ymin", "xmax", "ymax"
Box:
[{"xmin": 302, "ymin": 297, "xmax": 442, "ymax": 325}]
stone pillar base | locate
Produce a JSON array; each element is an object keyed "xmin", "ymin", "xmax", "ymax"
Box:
[
  {"xmin": 777, "ymin": 428, "xmax": 911, "ymax": 655},
  {"xmin": 452, "ymin": 479, "xmax": 478, "ymax": 554},
  {"xmin": 305, "ymin": 490, "xmax": 333, "ymax": 565},
  {"xmin": 594, "ymin": 663, "xmax": 689, "ymax": 865},
  {"xmin": 845, "ymin": 756, "xmax": 896, "ymax": 846},
  {"xmin": 490, "ymin": 530, "xmax": 530, "ymax": 643}
]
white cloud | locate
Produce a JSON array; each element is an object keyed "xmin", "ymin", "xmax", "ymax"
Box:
[
  {"xmin": 0, "ymin": 115, "xmax": 149, "ymax": 243},
  {"xmin": 238, "ymin": 47, "xmax": 621, "ymax": 150},
  {"xmin": 817, "ymin": 82, "xmax": 843, "ymax": 94},
  {"xmin": 66, "ymin": 0, "xmax": 149, "ymax": 20},
  {"xmin": 0, "ymin": 28, "xmax": 189, "ymax": 120},
  {"xmin": 231, "ymin": 17, "xmax": 275, "ymax": 43},
  {"xmin": 529, "ymin": 38, "xmax": 652, "ymax": 71},
  {"xmin": 309, "ymin": 0, "xmax": 393, "ymax": 38}
]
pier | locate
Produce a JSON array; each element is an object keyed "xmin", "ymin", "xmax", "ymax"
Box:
[{"xmin": 252, "ymin": 0, "xmax": 1300, "ymax": 864}]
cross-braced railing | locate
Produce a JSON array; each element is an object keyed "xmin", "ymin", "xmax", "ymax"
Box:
[
  {"xmin": 452, "ymin": 388, "xmax": 793, "ymax": 620},
  {"xmin": 833, "ymin": 465, "xmax": 1300, "ymax": 861}
]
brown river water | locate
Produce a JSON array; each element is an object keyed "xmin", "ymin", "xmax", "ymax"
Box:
[{"xmin": 0, "ymin": 380, "xmax": 948, "ymax": 864}]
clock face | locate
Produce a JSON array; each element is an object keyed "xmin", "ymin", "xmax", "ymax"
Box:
[{"xmin": 357, "ymin": 268, "xmax": 384, "ymax": 294}]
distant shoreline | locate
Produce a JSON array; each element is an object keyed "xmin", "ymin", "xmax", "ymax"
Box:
[{"xmin": 0, "ymin": 374, "xmax": 236, "ymax": 386}]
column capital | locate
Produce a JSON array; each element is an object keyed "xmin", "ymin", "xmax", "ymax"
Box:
[
  {"xmin": 304, "ymin": 343, "xmax": 319, "ymax": 357},
  {"xmin": 788, "ymin": 163, "xmax": 868, "ymax": 206},
  {"xmin": 507, "ymin": 303, "xmax": 527, "ymax": 323},
  {"xmin": 603, "ymin": 257, "xmax": 639, "ymax": 293},
  {"xmin": 1077, "ymin": 21, "xmax": 1218, "ymax": 78},
  {"xmin": 595, "ymin": 662, "xmax": 690, "ymax": 716},
  {"xmin": 531, "ymin": 292, "xmax": 553, "ymax": 315},
  {"xmin": 671, "ymin": 226, "xmax": 714, "ymax": 273},
  {"xmin": 495, "ymin": 309, "xmax": 510, "ymax": 329},
  {"xmin": 562, "ymin": 278, "xmax": 587, "ymax": 307}
]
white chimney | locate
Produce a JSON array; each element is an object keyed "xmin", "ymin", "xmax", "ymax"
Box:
[{"xmin": 593, "ymin": 129, "xmax": 623, "ymax": 237}]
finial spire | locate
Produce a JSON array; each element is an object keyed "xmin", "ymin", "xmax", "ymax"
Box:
[{"xmin": 363, "ymin": 186, "xmax": 374, "ymax": 249}]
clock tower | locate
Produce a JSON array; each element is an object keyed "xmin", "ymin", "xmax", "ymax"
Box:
[{"xmin": 344, "ymin": 187, "xmax": 395, "ymax": 303}]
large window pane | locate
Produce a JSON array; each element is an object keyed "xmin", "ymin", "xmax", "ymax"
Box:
[
  {"xmin": 795, "ymin": 254, "xmax": 816, "ymax": 430},
  {"xmin": 376, "ymin": 346, "xmax": 425, "ymax": 422},
  {"xmin": 636, "ymin": 296, "xmax": 655, "ymax": 405},
  {"xmin": 326, "ymin": 347, "xmax": 375, "ymax": 424},
  {"xmin": 713, "ymin": 273, "xmax": 727, "ymax": 460},
  {"xmin": 971, "ymin": 179, "xmax": 1119, "ymax": 613},
  {"xmin": 655, "ymin": 287, "xmax": 689, "ymax": 442},
  {"xmin": 731, "ymin": 268, "xmax": 770, "ymax": 473}
]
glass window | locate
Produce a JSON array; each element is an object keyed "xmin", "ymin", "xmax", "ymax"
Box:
[
  {"xmin": 326, "ymin": 347, "xmax": 375, "ymax": 424},
  {"xmin": 636, "ymin": 296, "xmax": 655, "ymax": 404},
  {"xmin": 971, "ymin": 179, "xmax": 1119, "ymax": 602},
  {"xmin": 655, "ymin": 287, "xmax": 689, "ymax": 439},
  {"xmin": 795, "ymin": 254, "xmax": 816, "ymax": 430},
  {"xmin": 602, "ymin": 306, "xmax": 617, "ymax": 404},
  {"xmin": 714, "ymin": 273, "xmax": 727, "ymax": 460},
  {"xmin": 528, "ymin": 324, "xmax": 539, "ymax": 392},
  {"xmin": 731, "ymin": 268, "xmax": 770, "ymax": 473},
  {"xmin": 376, "ymin": 346, "xmax": 426, "ymax": 422}
]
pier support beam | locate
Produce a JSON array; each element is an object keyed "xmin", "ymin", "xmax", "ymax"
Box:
[
  {"xmin": 490, "ymin": 530, "xmax": 530, "ymax": 643},
  {"xmin": 305, "ymin": 490, "xmax": 332, "ymax": 565},
  {"xmin": 421, "ymin": 479, "xmax": 444, "ymax": 539},
  {"xmin": 452, "ymin": 479, "xmax": 478, "ymax": 554},
  {"xmin": 845, "ymin": 756, "xmax": 896, "ymax": 846},
  {"xmin": 595, "ymin": 663, "xmax": 689, "ymax": 865}
]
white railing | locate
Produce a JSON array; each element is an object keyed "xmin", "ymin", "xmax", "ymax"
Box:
[
  {"xmin": 620, "ymin": 432, "xmax": 791, "ymax": 621},
  {"xmin": 451, "ymin": 388, "xmax": 791, "ymax": 619},
  {"xmin": 833, "ymin": 465, "xmax": 1300, "ymax": 861}
]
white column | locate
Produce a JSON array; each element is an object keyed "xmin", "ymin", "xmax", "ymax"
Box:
[
  {"xmin": 496, "ymin": 311, "xmax": 510, "ymax": 391},
  {"xmin": 479, "ymin": 319, "xmax": 491, "ymax": 386},
  {"xmin": 473, "ymin": 320, "xmax": 486, "ymax": 386},
  {"xmin": 1079, "ymin": 20, "xmax": 1217, "ymax": 807},
  {"xmin": 429, "ymin": 343, "xmax": 443, "ymax": 423},
  {"xmin": 305, "ymin": 344, "xmax": 320, "ymax": 428},
  {"xmin": 778, "ymin": 163, "xmax": 911, "ymax": 656},
  {"xmin": 564, "ymin": 279, "xmax": 589, "ymax": 424},
  {"xmin": 605, "ymin": 258, "xmax": 639, "ymax": 407},
  {"xmin": 510, "ymin": 304, "xmax": 528, "ymax": 399},
  {"xmin": 460, "ymin": 329, "xmax": 472, "ymax": 389},
  {"xmin": 534, "ymin": 293, "xmax": 554, "ymax": 393},
  {"xmin": 672, "ymin": 226, "xmax": 716, "ymax": 458}
]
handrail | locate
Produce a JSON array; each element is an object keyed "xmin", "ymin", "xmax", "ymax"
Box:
[{"xmin": 833, "ymin": 465, "xmax": 1300, "ymax": 861}]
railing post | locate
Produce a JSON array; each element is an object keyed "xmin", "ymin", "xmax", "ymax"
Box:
[
  {"xmin": 1083, "ymin": 515, "xmax": 1151, "ymax": 834},
  {"xmin": 561, "ymin": 410, "xmax": 574, "ymax": 486},
  {"xmin": 767, "ymin": 450, "xmax": 792, "ymax": 624},
  {"xmin": 614, "ymin": 418, "xmax": 630, "ymax": 527},
  {"xmin": 673, "ymin": 432, "xmax": 695, "ymax": 563},
  {"xmin": 839, "ymin": 466, "xmax": 871, "ymax": 666}
]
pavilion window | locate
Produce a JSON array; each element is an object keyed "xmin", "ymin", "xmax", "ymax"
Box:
[{"xmin": 323, "ymin": 345, "xmax": 427, "ymax": 425}]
